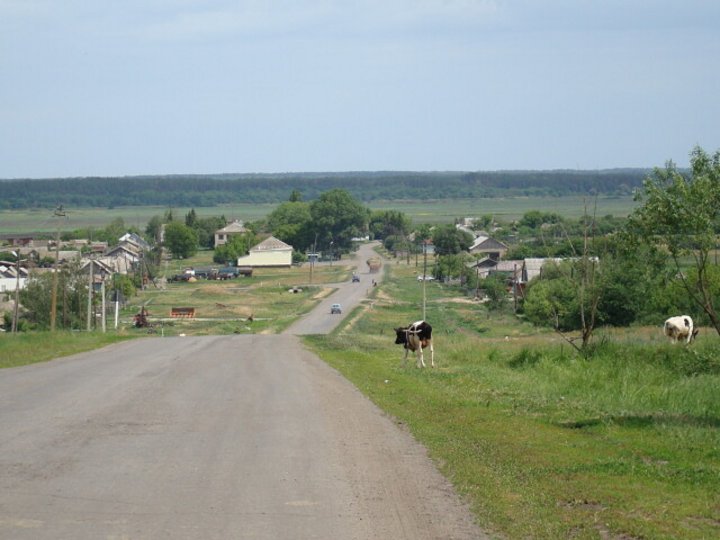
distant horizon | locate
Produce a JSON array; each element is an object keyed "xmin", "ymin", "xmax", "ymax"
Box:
[{"xmin": 1, "ymin": 166, "xmax": 657, "ymax": 182}]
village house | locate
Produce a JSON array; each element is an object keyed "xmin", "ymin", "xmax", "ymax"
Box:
[
  {"xmin": 214, "ymin": 220, "xmax": 247, "ymax": 246},
  {"xmin": 237, "ymin": 236, "xmax": 293, "ymax": 268},
  {"xmin": 468, "ymin": 236, "xmax": 509, "ymax": 261},
  {"xmin": 0, "ymin": 261, "xmax": 29, "ymax": 293}
]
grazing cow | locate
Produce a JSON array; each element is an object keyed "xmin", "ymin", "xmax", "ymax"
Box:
[
  {"xmin": 394, "ymin": 320, "xmax": 434, "ymax": 368},
  {"xmin": 663, "ymin": 315, "xmax": 699, "ymax": 344}
]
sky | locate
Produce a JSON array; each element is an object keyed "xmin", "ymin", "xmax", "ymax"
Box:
[{"xmin": 1, "ymin": 0, "xmax": 718, "ymax": 178}]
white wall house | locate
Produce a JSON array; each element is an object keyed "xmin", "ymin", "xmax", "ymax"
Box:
[
  {"xmin": 237, "ymin": 236, "xmax": 293, "ymax": 268},
  {"xmin": 214, "ymin": 220, "xmax": 247, "ymax": 246}
]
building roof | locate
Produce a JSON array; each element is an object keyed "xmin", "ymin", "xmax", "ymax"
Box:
[
  {"xmin": 250, "ymin": 236, "xmax": 293, "ymax": 252},
  {"xmin": 216, "ymin": 220, "xmax": 247, "ymax": 234},
  {"xmin": 469, "ymin": 236, "xmax": 508, "ymax": 252}
]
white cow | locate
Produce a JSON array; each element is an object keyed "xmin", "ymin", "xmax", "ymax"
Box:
[{"xmin": 663, "ymin": 315, "xmax": 698, "ymax": 344}]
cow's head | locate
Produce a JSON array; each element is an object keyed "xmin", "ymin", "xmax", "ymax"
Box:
[{"xmin": 394, "ymin": 327, "xmax": 407, "ymax": 345}]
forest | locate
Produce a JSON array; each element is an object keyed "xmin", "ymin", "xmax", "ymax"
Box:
[{"xmin": 0, "ymin": 169, "xmax": 648, "ymax": 209}]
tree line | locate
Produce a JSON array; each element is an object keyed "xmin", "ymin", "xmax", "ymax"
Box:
[{"xmin": 0, "ymin": 169, "xmax": 648, "ymax": 209}]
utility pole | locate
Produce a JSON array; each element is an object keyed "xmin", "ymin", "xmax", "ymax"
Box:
[
  {"xmin": 11, "ymin": 251, "xmax": 23, "ymax": 333},
  {"xmin": 86, "ymin": 258, "xmax": 93, "ymax": 331},
  {"xmin": 422, "ymin": 241, "xmax": 428, "ymax": 321},
  {"xmin": 309, "ymin": 233, "xmax": 318, "ymax": 284},
  {"xmin": 50, "ymin": 205, "xmax": 66, "ymax": 331},
  {"xmin": 101, "ymin": 279, "xmax": 106, "ymax": 333}
]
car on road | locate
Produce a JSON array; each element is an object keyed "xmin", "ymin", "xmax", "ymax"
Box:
[
  {"xmin": 351, "ymin": 274, "xmax": 360, "ymax": 282},
  {"xmin": 330, "ymin": 303, "xmax": 342, "ymax": 314}
]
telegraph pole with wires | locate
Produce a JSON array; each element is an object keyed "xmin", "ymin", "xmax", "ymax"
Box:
[{"xmin": 50, "ymin": 205, "xmax": 67, "ymax": 331}]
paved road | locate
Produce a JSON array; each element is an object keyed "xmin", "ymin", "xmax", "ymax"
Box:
[
  {"xmin": 0, "ymin": 246, "xmax": 487, "ymax": 539},
  {"xmin": 284, "ymin": 242, "xmax": 384, "ymax": 335}
]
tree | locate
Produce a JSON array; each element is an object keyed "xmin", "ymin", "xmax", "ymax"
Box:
[
  {"xmin": 627, "ymin": 146, "xmax": 720, "ymax": 335},
  {"xmin": 267, "ymin": 201, "xmax": 313, "ymax": 251},
  {"xmin": 369, "ymin": 210, "xmax": 411, "ymax": 241},
  {"xmin": 164, "ymin": 221, "xmax": 198, "ymax": 259},
  {"xmin": 20, "ymin": 259, "xmax": 88, "ymax": 330},
  {"xmin": 309, "ymin": 189, "xmax": 369, "ymax": 253},
  {"xmin": 145, "ymin": 215, "xmax": 164, "ymax": 243},
  {"xmin": 518, "ymin": 210, "xmax": 564, "ymax": 230},
  {"xmin": 185, "ymin": 208, "xmax": 198, "ymax": 228},
  {"xmin": 432, "ymin": 224, "xmax": 473, "ymax": 256},
  {"xmin": 213, "ymin": 232, "xmax": 255, "ymax": 265},
  {"xmin": 479, "ymin": 274, "xmax": 508, "ymax": 311}
]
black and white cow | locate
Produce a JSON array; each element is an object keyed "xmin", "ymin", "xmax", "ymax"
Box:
[
  {"xmin": 663, "ymin": 315, "xmax": 699, "ymax": 344},
  {"xmin": 394, "ymin": 320, "xmax": 434, "ymax": 368}
]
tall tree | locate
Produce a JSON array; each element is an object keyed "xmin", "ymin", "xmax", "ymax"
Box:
[
  {"xmin": 164, "ymin": 221, "xmax": 198, "ymax": 259},
  {"xmin": 267, "ymin": 201, "xmax": 313, "ymax": 251},
  {"xmin": 627, "ymin": 146, "xmax": 720, "ymax": 335},
  {"xmin": 369, "ymin": 210, "xmax": 411, "ymax": 241},
  {"xmin": 309, "ymin": 189, "xmax": 369, "ymax": 253},
  {"xmin": 432, "ymin": 224, "xmax": 473, "ymax": 256}
]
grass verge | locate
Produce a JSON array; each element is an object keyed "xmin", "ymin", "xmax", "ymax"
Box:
[
  {"xmin": 0, "ymin": 331, "xmax": 137, "ymax": 368},
  {"xmin": 304, "ymin": 263, "xmax": 720, "ymax": 539}
]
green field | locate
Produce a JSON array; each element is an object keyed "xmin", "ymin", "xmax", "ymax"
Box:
[{"xmin": 0, "ymin": 196, "xmax": 637, "ymax": 234}]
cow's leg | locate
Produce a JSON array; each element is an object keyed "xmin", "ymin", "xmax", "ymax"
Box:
[
  {"xmin": 416, "ymin": 347, "xmax": 426, "ymax": 368},
  {"xmin": 402, "ymin": 347, "xmax": 410, "ymax": 366},
  {"xmin": 429, "ymin": 341, "xmax": 435, "ymax": 368}
]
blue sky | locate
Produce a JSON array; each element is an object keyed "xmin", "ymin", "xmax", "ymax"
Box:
[{"xmin": 1, "ymin": 0, "xmax": 718, "ymax": 178}]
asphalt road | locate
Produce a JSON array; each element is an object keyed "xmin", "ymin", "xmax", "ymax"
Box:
[
  {"xmin": 0, "ymin": 245, "xmax": 487, "ymax": 539},
  {"xmin": 284, "ymin": 241, "xmax": 384, "ymax": 336}
]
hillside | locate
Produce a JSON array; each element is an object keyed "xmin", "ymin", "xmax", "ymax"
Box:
[{"xmin": 0, "ymin": 169, "xmax": 648, "ymax": 209}]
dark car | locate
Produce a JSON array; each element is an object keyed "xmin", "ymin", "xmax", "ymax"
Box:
[
  {"xmin": 330, "ymin": 303, "xmax": 342, "ymax": 314},
  {"xmin": 217, "ymin": 267, "xmax": 239, "ymax": 279}
]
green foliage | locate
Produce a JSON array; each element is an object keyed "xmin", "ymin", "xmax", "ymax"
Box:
[
  {"xmin": 308, "ymin": 189, "xmax": 369, "ymax": 252},
  {"xmin": 0, "ymin": 170, "xmax": 648, "ymax": 209},
  {"xmin": 184, "ymin": 208, "xmax": 198, "ymax": 228},
  {"xmin": 145, "ymin": 215, "xmax": 164, "ymax": 243},
  {"xmin": 266, "ymin": 201, "xmax": 313, "ymax": 251},
  {"xmin": 112, "ymin": 274, "xmax": 136, "ymax": 300},
  {"xmin": 369, "ymin": 209, "xmax": 411, "ymax": 241},
  {"xmin": 432, "ymin": 224, "xmax": 473, "ymax": 256},
  {"xmin": 163, "ymin": 221, "xmax": 198, "ymax": 259},
  {"xmin": 523, "ymin": 270, "xmax": 578, "ymax": 330},
  {"xmin": 20, "ymin": 260, "xmax": 90, "ymax": 330},
  {"xmin": 628, "ymin": 146, "xmax": 720, "ymax": 334},
  {"xmin": 479, "ymin": 274, "xmax": 508, "ymax": 311},
  {"xmin": 212, "ymin": 232, "xmax": 256, "ymax": 265},
  {"xmin": 434, "ymin": 253, "xmax": 469, "ymax": 281},
  {"xmin": 518, "ymin": 210, "xmax": 564, "ymax": 229}
]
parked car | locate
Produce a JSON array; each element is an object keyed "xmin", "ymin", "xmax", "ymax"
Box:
[
  {"xmin": 330, "ymin": 303, "xmax": 342, "ymax": 314},
  {"xmin": 417, "ymin": 275, "xmax": 435, "ymax": 281},
  {"xmin": 217, "ymin": 267, "xmax": 239, "ymax": 279}
]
